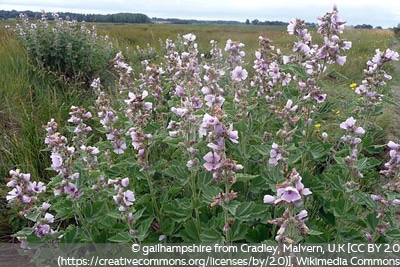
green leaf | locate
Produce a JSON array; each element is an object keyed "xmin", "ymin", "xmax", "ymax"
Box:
[
  {"xmin": 365, "ymin": 212, "xmax": 379, "ymax": 232},
  {"xmin": 382, "ymin": 95, "xmax": 399, "ymax": 106},
  {"xmin": 14, "ymin": 227, "xmax": 34, "ymax": 237},
  {"xmin": 246, "ymin": 225, "xmax": 272, "ymax": 242},
  {"xmin": 223, "ymin": 200, "xmax": 240, "ymax": 215},
  {"xmin": 325, "ymin": 69, "xmax": 349, "ymax": 80},
  {"xmin": 108, "ymin": 232, "xmax": 134, "ymax": 243},
  {"xmin": 107, "ymin": 211, "xmax": 122, "ymax": 220},
  {"xmin": 356, "ymin": 157, "xmax": 381, "ymax": 171},
  {"xmin": 331, "ymin": 198, "xmax": 346, "ymax": 217},
  {"xmin": 162, "ymin": 164, "xmax": 190, "ymax": 184},
  {"xmin": 201, "ymin": 185, "xmax": 222, "ymax": 204},
  {"xmin": 385, "ymin": 229, "xmax": 400, "ymax": 240},
  {"xmin": 306, "ymin": 229, "xmax": 323, "ymax": 235},
  {"xmin": 229, "ymin": 220, "xmax": 248, "ymax": 242},
  {"xmin": 83, "ymin": 200, "xmax": 105, "ymax": 223},
  {"xmin": 309, "ymin": 143, "xmax": 332, "ymax": 160},
  {"xmin": 134, "ymin": 217, "xmax": 153, "ymax": 242},
  {"xmin": 25, "ymin": 210, "xmax": 41, "ymax": 222},
  {"xmin": 163, "ymin": 199, "xmax": 192, "ymax": 223},
  {"xmin": 323, "ymin": 173, "xmax": 344, "ymax": 191},
  {"xmin": 201, "ymin": 229, "xmax": 224, "ymax": 243},
  {"xmin": 198, "ymin": 171, "xmax": 213, "ymax": 186},
  {"xmin": 288, "ymin": 153, "xmax": 302, "ymax": 164},
  {"xmin": 235, "ymin": 173, "xmax": 259, "ymax": 182},
  {"xmin": 180, "ymin": 219, "xmax": 201, "ymax": 242},
  {"xmin": 232, "ymin": 202, "xmax": 269, "ymax": 221},
  {"xmin": 252, "ymin": 145, "xmax": 270, "ymax": 156},
  {"xmin": 163, "ymin": 136, "xmax": 184, "ymax": 147}
]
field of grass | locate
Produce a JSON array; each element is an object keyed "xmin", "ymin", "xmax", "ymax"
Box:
[
  {"xmin": 1, "ymin": 17, "xmax": 399, "ymax": 244},
  {"xmin": 96, "ymin": 23, "xmax": 394, "ymax": 77}
]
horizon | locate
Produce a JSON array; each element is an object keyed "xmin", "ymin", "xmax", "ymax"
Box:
[{"xmin": 1, "ymin": 0, "xmax": 399, "ymax": 28}]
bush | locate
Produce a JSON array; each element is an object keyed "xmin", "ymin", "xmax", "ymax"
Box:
[{"xmin": 14, "ymin": 11, "xmax": 118, "ymax": 87}]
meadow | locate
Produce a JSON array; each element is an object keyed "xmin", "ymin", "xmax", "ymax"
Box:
[{"xmin": 1, "ymin": 7, "xmax": 400, "ymax": 255}]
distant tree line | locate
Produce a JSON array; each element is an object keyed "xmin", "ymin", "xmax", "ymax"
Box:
[
  {"xmin": 0, "ymin": 10, "xmax": 151, "ymax": 23},
  {"xmin": 354, "ymin": 24, "xmax": 374, "ymax": 29},
  {"xmin": 0, "ymin": 9, "xmax": 296, "ymax": 26},
  {"xmin": 152, "ymin": 17, "xmax": 243, "ymax": 25},
  {"xmin": 246, "ymin": 19, "xmax": 288, "ymax": 26}
]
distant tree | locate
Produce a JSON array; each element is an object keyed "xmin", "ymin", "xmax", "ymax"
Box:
[
  {"xmin": 245, "ymin": 19, "xmax": 250, "ymax": 25},
  {"xmin": 393, "ymin": 24, "xmax": 400, "ymax": 36},
  {"xmin": 251, "ymin": 19, "xmax": 259, "ymax": 25},
  {"xmin": 354, "ymin": 24, "xmax": 373, "ymax": 29}
]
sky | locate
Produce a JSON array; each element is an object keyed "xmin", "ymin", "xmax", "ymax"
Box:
[{"xmin": 1, "ymin": 0, "xmax": 400, "ymax": 28}]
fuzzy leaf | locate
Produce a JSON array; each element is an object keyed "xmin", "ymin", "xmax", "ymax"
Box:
[
  {"xmin": 163, "ymin": 199, "xmax": 191, "ymax": 223},
  {"xmin": 235, "ymin": 173, "xmax": 259, "ymax": 182},
  {"xmin": 201, "ymin": 228, "xmax": 224, "ymax": 243},
  {"xmin": 180, "ymin": 219, "xmax": 201, "ymax": 242}
]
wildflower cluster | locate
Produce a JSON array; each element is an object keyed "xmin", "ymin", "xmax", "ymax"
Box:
[
  {"xmin": 286, "ymin": 6, "xmax": 351, "ymax": 105},
  {"xmin": 340, "ymin": 117, "xmax": 366, "ymax": 179},
  {"xmin": 108, "ymin": 178, "xmax": 136, "ymax": 234},
  {"xmin": 6, "ymin": 169, "xmax": 57, "ymax": 240},
  {"xmin": 354, "ymin": 48, "xmax": 399, "ymax": 109},
  {"xmin": 264, "ymin": 169, "xmax": 312, "ymax": 242},
  {"xmin": 381, "ymin": 141, "xmax": 400, "ymax": 190},
  {"xmin": 251, "ymin": 36, "xmax": 291, "ymax": 98},
  {"xmin": 114, "ymin": 53, "xmax": 155, "ymax": 168},
  {"xmin": 92, "ymin": 78, "xmax": 127, "ymax": 155},
  {"xmin": 45, "ymin": 118, "xmax": 81, "ymax": 198},
  {"xmin": 6, "ymin": 169, "xmax": 45, "ymax": 207},
  {"xmin": 167, "ymin": 33, "xmax": 203, "ymax": 171}
]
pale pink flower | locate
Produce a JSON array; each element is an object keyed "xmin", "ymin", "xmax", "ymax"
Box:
[
  {"xmin": 336, "ymin": 55, "xmax": 347, "ymax": 66},
  {"xmin": 123, "ymin": 190, "xmax": 135, "ymax": 206},
  {"xmin": 171, "ymin": 107, "xmax": 188, "ymax": 117},
  {"xmin": 295, "ymin": 210, "xmax": 308, "ymax": 220},
  {"xmin": 354, "ymin": 126, "xmax": 365, "ymax": 135},
  {"xmin": 231, "ymin": 66, "xmax": 248, "ymax": 81},
  {"xmin": 263, "ymin": 194, "xmax": 275, "ymax": 204},
  {"xmin": 227, "ymin": 124, "xmax": 239, "ymax": 143},
  {"xmin": 44, "ymin": 213, "xmax": 54, "ymax": 223},
  {"xmin": 287, "ymin": 18, "xmax": 297, "ymax": 35},
  {"xmin": 340, "ymin": 117, "xmax": 356, "ymax": 130},
  {"xmin": 384, "ymin": 49, "xmax": 399, "ymax": 61},
  {"xmin": 203, "ymin": 152, "xmax": 221, "ymax": 171},
  {"xmin": 392, "ymin": 199, "xmax": 400, "ymax": 206},
  {"xmin": 28, "ymin": 181, "xmax": 46, "ymax": 194},
  {"xmin": 277, "ymin": 186, "xmax": 301, "ymax": 203},
  {"xmin": 6, "ymin": 186, "xmax": 22, "ymax": 203},
  {"xmin": 388, "ymin": 141, "xmax": 400, "ymax": 150},
  {"xmin": 183, "ymin": 33, "xmax": 196, "ymax": 42},
  {"xmin": 121, "ymin": 177, "xmax": 129, "ymax": 187}
]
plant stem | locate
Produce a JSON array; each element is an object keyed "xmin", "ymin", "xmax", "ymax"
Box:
[{"xmin": 144, "ymin": 169, "xmax": 163, "ymax": 231}]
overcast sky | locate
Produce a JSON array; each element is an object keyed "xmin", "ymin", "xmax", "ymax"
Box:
[{"xmin": 1, "ymin": 0, "xmax": 399, "ymax": 28}]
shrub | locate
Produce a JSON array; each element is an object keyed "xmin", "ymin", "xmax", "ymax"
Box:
[{"xmin": 13, "ymin": 11, "xmax": 118, "ymax": 87}]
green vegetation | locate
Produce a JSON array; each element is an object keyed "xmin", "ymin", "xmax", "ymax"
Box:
[{"xmin": 1, "ymin": 8, "xmax": 400, "ymax": 248}]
